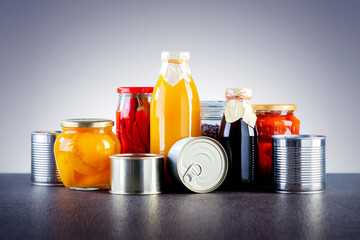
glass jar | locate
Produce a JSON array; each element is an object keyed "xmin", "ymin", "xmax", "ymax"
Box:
[
  {"xmin": 116, "ymin": 87, "xmax": 153, "ymax": 153},
  {"xmin": 218, "ymin": 88, "xmax": 258, "ymax": 187},
  {"xmin": 150, "ymin": 52, "xmax": 201, "ymax": 187},
  {"xmin": 252, "ymin": 104, "xmax": 300, "ymax": 188},
  {"xmin": 201, "ymin": 101, "xmax": 225, "ymax": 141},
  {"xmin": 54, "ymin": 119, "xmax": 120, "ymax": 190}
]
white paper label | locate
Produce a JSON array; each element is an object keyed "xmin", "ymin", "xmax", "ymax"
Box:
[{"xmin": 160, "ymin": 62, "xmax": 191, "ymax": 86}]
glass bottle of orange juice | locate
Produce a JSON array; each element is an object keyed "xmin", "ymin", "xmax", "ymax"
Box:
[{"xmin": 150, "ymin": 52, "xmax": 201, "ymax": 186}]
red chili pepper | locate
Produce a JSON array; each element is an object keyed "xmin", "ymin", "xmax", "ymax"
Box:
[
  {"xmin": 116, "ymin": 110, "xmax": 122, "ymax": 144},
  {"xmin": 122, "ymin": 96, "xmax": 137, "ymax": 141},
  {"xmin": 120, "ymin": 118, "xmax": 134, "ymax": 153},
  {"xmin": 135, "ymin": 96, "xmax": 150, "ymax": 152},
  {"xmin": 132, "ymin": 121, "xmax": 146, "ymax": 153}
]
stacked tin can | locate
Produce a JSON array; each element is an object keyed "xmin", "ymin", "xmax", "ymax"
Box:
[
  {"xmin": 272, "ymin": 135, "xmax": 326, "ymax": 193},
  {"xmin": 31, "ymin": 131, "xmax": 63, "ymax": 186}
]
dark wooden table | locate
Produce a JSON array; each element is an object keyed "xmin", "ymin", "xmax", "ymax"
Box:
[{"xmin": 0, "ymin": 174, "xmax": 359, "ymax": 239}]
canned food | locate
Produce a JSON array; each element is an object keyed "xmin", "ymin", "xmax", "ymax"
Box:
[
  {"xmin": 109, "ymin": 154, "xmax": 164, "ymax": 194},
  {"xmin": 272, "ymin": 135, "xmax": 326, "ymax": 193},
  {"xmin": 167, "ymin": 137, "xmax": 228, "ymax": 193},
  {"xmin": 31, "ymin": 131, "xmax": 63, "ymax": 186}
]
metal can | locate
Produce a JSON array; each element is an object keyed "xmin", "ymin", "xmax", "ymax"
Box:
[
  {"xmin": 272, "ymin": 135, "xmax": 326, "ymax": 193},
  {"xmin": 109, "ymin": 154, "xmax": 164, "ymax": 194},
  {"xmin": 167, "ymin": 137, "xmax": 228, "ymax": 193},
  {"xmin": 31, "ymin": 131, "xmax": 63, "ymax": 186}
]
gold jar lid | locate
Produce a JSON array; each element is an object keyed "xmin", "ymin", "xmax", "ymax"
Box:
[
  {"xmin": 252, "ymin": 104, "xmax": 297, "ymax": 111},
  {"xmin": 61, "ymin": 118, "xmax": 114, "ymax": 128}
]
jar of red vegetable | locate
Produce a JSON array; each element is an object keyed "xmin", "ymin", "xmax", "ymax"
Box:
[
  {"xmin": 252, "ymin": 104, "xmax": 300, "ymax": 188},
  {"xmin": 116, "ymin": 87, "xmax": 153, "ymax": 153}
]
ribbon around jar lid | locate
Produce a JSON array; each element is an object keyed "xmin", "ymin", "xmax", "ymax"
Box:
[{"xmin": 224, "ymin": 88, "xmax": 257, "ymax": 127}]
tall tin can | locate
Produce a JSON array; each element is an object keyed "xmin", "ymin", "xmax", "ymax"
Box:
[
  {"xmin": 167, "ymin": 137, "xmax": 228, "ymax": 193},
  {"xmin": 272, "ymin": 135, "xmax": 326, "ymax": 193},
  {"xmin": 31, "ymin": 131, "xmax": 63, "ymax": 186}
]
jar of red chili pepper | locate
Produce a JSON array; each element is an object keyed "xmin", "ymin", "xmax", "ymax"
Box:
[
  {"xmin": 116, "ymin": 87, "xmax": 154, "ymax": 153},
  {"xmin": 252, "ymin": 104, "xmax": 300, "ymax": 188}
]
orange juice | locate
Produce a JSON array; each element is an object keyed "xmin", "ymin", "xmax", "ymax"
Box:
[{"xmin": 150, "ymin": 52, "xmax": 201, "ymax": 185}]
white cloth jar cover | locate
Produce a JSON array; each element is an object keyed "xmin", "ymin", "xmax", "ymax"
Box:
[
  {"xmin": 160, "ymin": 52, "xmax": 192, "ymax": 86},
  {"xmin": 224, "ymin": 88, "xmax": 257, "ymax": 128}
]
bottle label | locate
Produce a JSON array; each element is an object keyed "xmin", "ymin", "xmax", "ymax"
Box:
[
  {"xmin": 160, "ymin": 62, "xmax": 192, "ymax": 86},
  {"xmin": 224, "ymin": 89, "xmax": 257, "ymax": 127}
]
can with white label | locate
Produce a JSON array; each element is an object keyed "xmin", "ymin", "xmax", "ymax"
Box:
[{"xmin": 167, "ymin": 137, "xmax": 228, "ymax": 193}]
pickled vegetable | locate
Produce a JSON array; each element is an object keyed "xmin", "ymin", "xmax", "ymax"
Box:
[{"xmin": 255, "ymin": 111, "xmax": 300, "ymax": 186}]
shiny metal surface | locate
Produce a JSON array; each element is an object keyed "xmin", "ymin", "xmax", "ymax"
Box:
[
  {"xmin": 167, "ymin": 137, "xmax": 228, "ymax": 193},
  {"xmin": 109, "ymin": 154, "xmax": 164, "ymax": 195},
  {"xmin": 61, "ymin": 118, "xmax": 113, "ymax": 128},
  {"xmin": 272, "ymin": 135, "xmax": 326, "ymax": 193},
  {"xmin": 31, "ymin": 131, "xmax": 63, "ymax": 186}
]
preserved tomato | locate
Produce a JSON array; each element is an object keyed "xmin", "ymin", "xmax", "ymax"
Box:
[{"xmin": 253, "ymin": 104, "xmax": 300, "ymax": 187}]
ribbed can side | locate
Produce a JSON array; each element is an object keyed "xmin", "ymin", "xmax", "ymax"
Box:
[
  {"xmin": 272, "ymin": 135, "xmax": 326, "ymax": 193},
  {"xmin": 31, "ymin": 131, "xmax": 62, "ymax": 186}
]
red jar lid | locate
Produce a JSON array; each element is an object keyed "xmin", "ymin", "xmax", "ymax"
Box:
[{"xmin": 117, "ymin": 87, "xmax": 154, "ymax": 94}]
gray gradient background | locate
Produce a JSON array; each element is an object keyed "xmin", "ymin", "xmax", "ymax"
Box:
[{"xmin": 0, "ymin": 0, "xmax": 359, "ymax": 173}]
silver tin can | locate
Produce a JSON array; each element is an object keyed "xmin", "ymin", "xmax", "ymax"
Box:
[
  {"xmin": 272, "ymin": 135, "xmax": 326, "ymax": 193},
  {"xmin": 31, "ymin": 131, "xmax": 63, "ymax": 186},
  {"xmin": 167, "ymin": 137, "xmax": 228, "ymax": 193},
  {"xmin": 109, "ymin": 154, "xmax": 164, "ymax": 195}
]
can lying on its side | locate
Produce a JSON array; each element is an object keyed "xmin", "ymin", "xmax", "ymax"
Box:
[
  {"xmin": 167, "ymin": 137, "xmax": 228, "ymax": 193},
  {"xmin": 109, "ymin": 154, "xmax": 164, "ymax": 195}
]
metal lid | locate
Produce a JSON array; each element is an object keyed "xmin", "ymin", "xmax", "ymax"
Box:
[
  {"xmin": 272, "ymin": 134, "xmax": 326, "ymax": 148},
  {"xmin": 31, "ymin": 131, "xmax": 61, "ymax": 143},
  {"xmin": 117, "ymin": 87, "xmax": 154, "ymax": 94},
  {"xmin": 61, "ymin": 118, "xmax": 114, "ymax": 128},
  {"xmin": 252, "ymin": 104, "xmax": 297, "ymax": 111},
  {"xmin": 201, "ymin": 101, "xmax": 226, "ymax": 108},
  {"xmin": 110, "ymin": 153, "xmax": 164, "ymax": 160},
  {"xmin": 176, "ymin": 137, "xmax": 228, "ymax": 193}
]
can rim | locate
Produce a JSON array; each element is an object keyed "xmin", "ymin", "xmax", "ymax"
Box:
[
  {"xmin": 32, "ymin": 131, "xmax": 62, "ymax": 135},
  {"xmin": 272, "ymin": 134, "xmax": 326, "ymax": 140},
  {"xmin": 110, "ymin": 153, "xmax": 165, "ymax": 160},
  {"xmin": 176, "ymin": 136, "xmax": 228, "ymax": 193}
]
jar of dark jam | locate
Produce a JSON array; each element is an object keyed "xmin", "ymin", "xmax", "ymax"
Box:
[
  {"xmin": 252, "ymin": 104, "xmax": 300, "ymax": 188},
  {"xmin": 218, "ymin": 88, "xmax": 258, "ymax": 187},
  {"xmin": 201, "ymin": 101, "xmax": 225, "ymax": 141}
]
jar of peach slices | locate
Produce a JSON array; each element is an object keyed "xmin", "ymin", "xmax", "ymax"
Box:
[{"xmin": 54, "ymin": 119, "xmax": 120, "ymax": 190}]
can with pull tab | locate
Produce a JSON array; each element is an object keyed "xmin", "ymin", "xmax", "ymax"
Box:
[{"xmin": 167, "ymin": 137, "xmax": 228, "ymax": 193}]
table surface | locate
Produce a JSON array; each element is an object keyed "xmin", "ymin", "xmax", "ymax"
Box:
[{"xmin": 0, "ymin": 174, "xmax": 359, "ymax": 239}]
